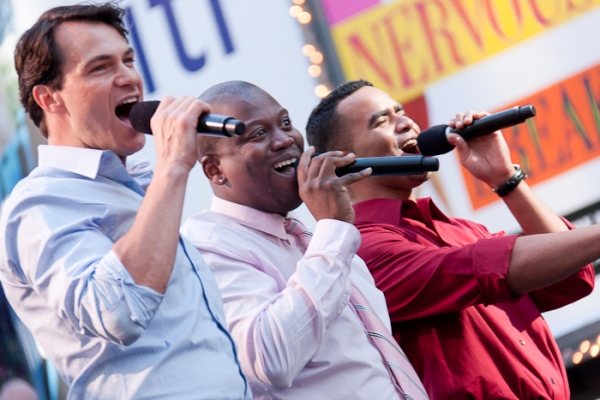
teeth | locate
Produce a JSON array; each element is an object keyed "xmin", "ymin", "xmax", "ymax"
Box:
[
  {"xmin": 119, "ymin": 97, "xmax": 137, "ymax": 105},
  {"xmin": 401, "ymin": 139, "xmax": 417, "ymax": 151},
  {"xmin": 274, "ymin": 158, "xmax": 297, "ymax": 170}
]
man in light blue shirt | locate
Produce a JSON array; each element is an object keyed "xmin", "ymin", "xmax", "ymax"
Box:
[{"xmin": 0, "ymin": 4, "xmax": 250, "ymax": 399}]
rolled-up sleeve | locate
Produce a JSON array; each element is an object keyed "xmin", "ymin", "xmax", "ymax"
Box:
[
  {"xmin": 1, "ymin": 193, "xmax": 163, "ymax": 346},
  {"xmin": 357, "ymin": 223, "xmax": 519, "ymax": 322}
]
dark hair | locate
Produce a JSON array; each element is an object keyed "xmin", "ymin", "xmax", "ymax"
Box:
[
  {"xmin": 306, "ymin": 79, "xmax": 373, "ymax": 153},
  {"xmin": 14, "ymin": 2, "xmax": 128, "ymax": 138}
]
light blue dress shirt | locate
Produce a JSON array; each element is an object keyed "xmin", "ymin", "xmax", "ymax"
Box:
[{"xmin": 0, "ymin": 145, "xmax": 250, "ymax": 400}]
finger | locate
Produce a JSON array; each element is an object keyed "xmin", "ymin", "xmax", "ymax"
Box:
[
  {"xmin": 471, "ymin": 110, "xmax": 490, "ymax": 121},
  {"xmin": 186, "ymin": 98, "xmax": 211, "ymax": 117},
  {"xmin": 297, "ymin": 146, "xmax": 315, "ymax": 184},
  {"xmin": 463, "ymin": 111, "xmax": 475, "ymax": 126},
  {"xmin": 159, "ymin": 95, "xmax": 191, "ymax": 115},
  {"xmin": 336, "ymin": 167, "xmax": 372, "ymax": 186},
  {"xmin": 449, "ymin": 112, "xmax": 465, "ymax": 129},
  {"xmin": 330, "ymin": 152, "xmax": 356, "ymax": 168},
  {"xmin": 183, "ymin": 99, "xmax": 212, "ymax": 129},
  {"xmin": 316, "ymin": 151, "xmax": 352, "ymax": 180},
  {"xmin": 316, "ymin": 152, "xmax": 356, "ymax": 179},
  {"xmin": 307, "ymin": 151, "xmax": 343, "ymax": 181},
  {"xmin": 447, "ymin": 133, "xmax": 469, "ymax": 158},
  {"xmin": 154, "ymin": 95, "xmax": 176, "ymax": 114}
]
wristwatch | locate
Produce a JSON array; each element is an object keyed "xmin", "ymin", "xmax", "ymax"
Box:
[{"xmin": 492, "ymin": 165, "xmax": 527, "ymax": 197}]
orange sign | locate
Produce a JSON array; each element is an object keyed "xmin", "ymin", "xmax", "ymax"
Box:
[{"xmin": 463, "ymin": 63, "xmax": 600, "ymax": 209}]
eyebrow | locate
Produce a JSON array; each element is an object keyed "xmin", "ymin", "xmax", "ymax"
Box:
[
  {"xmin": 83, "ymin": 47, "xmax": 135, "ymax": 70},
  {"xmin": 242, "ymin": 107, "xmax": 290, "ymax": 128},
  {"xmin": 368, "ymin": 104, "xmax": 404, "ymax": 128}
]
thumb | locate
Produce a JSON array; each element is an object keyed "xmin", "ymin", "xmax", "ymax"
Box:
[{"xmin": 447, "ymin": 133, "xmax": 469, "ymax": 154}]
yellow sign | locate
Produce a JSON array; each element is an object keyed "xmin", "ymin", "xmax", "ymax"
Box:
[{"xmin": 331, "ymin": 0, "xmax": 600, "ymax": 103}]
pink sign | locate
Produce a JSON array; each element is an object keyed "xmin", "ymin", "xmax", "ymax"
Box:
[{"xmin": 320, "ymin": 0, "xmax": 380, "ymax": 26}]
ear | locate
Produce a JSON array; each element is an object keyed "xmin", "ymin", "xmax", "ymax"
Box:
[
  {"xmin": 32, "ymin": 85, "xmax": 65, "ymax": 114},
  {"xmin": 201, "ymin": 155, "xmax": 226, "ymax": 185}
]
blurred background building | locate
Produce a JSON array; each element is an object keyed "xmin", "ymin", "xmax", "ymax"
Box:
[{"xmin": 1, "ymin": 0, "xmax": 600, "ymax": 398}]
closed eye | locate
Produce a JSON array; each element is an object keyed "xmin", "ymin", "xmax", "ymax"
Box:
[{"xmin": 91, "ymin": 64, "xmax": 107, "ymax": 73}]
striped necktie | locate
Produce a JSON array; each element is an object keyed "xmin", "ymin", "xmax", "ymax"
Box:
[
  {"xmin": 283, "ymin": 218, "xmax": 429, "ymax": 400},
  {"xmin": 350, "ymin": 282, "xmax": 429, "ymax": 400}
]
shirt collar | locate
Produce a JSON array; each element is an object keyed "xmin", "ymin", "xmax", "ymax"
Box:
[
  {"xmin": 210, "ymin": 196, "xmax": 289, "ymax": 240},
  {"xmin": 353, "ymin": 197, "xmax": 452, "ymax": 226},
  {"xmin": 38, "ymin": 145, "xmax": 152, "ymax": 186},
  {"xmin": 38, "ymin": 145, "xmax": 106, "ymax": 179}
]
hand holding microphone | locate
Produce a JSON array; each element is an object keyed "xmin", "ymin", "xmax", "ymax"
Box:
[
  {"xmin": 130, "ymin": 100, "xmax": 246, "ymax": 137},
  {"xmin": 416, "ymin": 105, "xmax": 536, "ymax": 156}
]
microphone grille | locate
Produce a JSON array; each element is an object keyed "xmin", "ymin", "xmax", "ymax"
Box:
[
  {"xmin": 130, "ymin": 101, "xmax": 160, "ymax": 134},
  {"xmin": 416, "ymin": 125, "xmax": 453, "ymax": 156}
]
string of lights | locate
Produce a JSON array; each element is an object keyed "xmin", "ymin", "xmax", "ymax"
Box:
[
  {"xmin": 566, "ymin": 334, "xmax": 600, "ymax": 367},
  {"xmin": 288, "ymin": 0, "xmax": 331, "ymax": 98}
]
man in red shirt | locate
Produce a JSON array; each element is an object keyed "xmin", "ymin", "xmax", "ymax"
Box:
[{"xmin": 306, "ymin": 79, "xmax": 598, "ymax": 399}]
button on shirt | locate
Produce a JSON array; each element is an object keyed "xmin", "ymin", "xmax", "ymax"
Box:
[
  {"xmin": 0, "ymin": 146, "xmax": 250, "ymax": 400},
  {"xmin": 354, "ymin": 197, "xmax": 595, "ymax": 400},
  {"xmin": 181, "ymin": 196, "xmax": 402, "ymax": 400}
]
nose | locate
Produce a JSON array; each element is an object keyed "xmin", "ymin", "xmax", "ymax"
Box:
[
  {"xmin": 394, "ymin": 114, "xmax": 416, "ymax": 134},
  {"xmin": 115, "ymin": 63, "xmax": 141, "ymax": 88},
  {"xmin": 271, "ymin": 128, "xmax": 295, "ymax": 150}
]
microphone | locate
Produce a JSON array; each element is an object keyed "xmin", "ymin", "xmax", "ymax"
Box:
[
  {"xmin": 335, "ymin": 155, "xmax": 439, "ymax": 177},
  {"xmin": 130, "ymin": 101, "xmax": 246, "ymax": 137},
  {"xmin": 417, "ymin": 105, "xmax": 536, "ymax": 156}
]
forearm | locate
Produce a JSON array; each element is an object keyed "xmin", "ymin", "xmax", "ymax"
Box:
[
  {"xmin": 242, "ymin": 276, "xmax": 349, "ymax": 389},
  {"xmin": 113, "ymin": 163, "xmax": 188, "ymax": 293},
  {"xmin": 507, "ymin": 224, "xmax": 600, "ymax": 295},
  {"xmin": 501, "ymin": 181, "xmax": 568, "ymax": 235},
  {"xmin": 216, "ymin": 220, "xmax": 356, "ymax": 389}
]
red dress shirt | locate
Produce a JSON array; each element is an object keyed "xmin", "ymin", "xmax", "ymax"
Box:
[{"xmin": 354, "ymin": 197, "xmax": 595, "ymax": 400}]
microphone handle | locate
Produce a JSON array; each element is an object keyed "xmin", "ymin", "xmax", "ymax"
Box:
[
  {"xmin": 199, "ymin": 115, "xmax": 246, "ymax": 137},
  {"xmin": 335, "ymin": 156, "xmax": 439, "ymax": 177},
  {"xmin": 450, "ymin": 105, "xmax": 536, "ymax": 140},
  {"xmin": 130, "ymin": 100, "xmax": 246, "ymax": 136}
]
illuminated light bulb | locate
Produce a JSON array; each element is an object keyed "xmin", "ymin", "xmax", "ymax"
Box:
[
  {"xmin": 308, "ymin": 65, "xmax": 322, "ymax": 77},
  {"xmin": 302, "ymin": 44, "xmax": 315, "ymax": 57},
  {"xmin": 315, "ymin": 84, "xmax": 330, "ymax": 98},
  {"xmin": 289, "ymin": 6, "xmax": 302, "ymax": 18},
  {"xmin": 572, "ymin": 351, "xmax": 583, "ymax": 364},
  {"xmin": 591, "ymin": 344, "xmax": 600, "ymax": 357},
  {"xmin": 298, "ymin": 11, "xmax": 312, "ymax": 24},
  {"xmin": 580, "ymin": 340, "xmax": 591, "ymax": 353},
  {"xmin": 292, "ymin": 0, "xmax": 306, "ymax": 4},
  {"xmin": 309, "ymin": 51, "xmax": 323, "ymax": 64}
]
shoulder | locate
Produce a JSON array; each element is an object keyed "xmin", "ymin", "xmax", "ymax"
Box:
[
  {"xmin": 181, "ymin": 212, "xmax": 267, "ymax": 261},
  {"xmin": 182, "ymin": 211, "xmax": 246, "ymax": 243}
]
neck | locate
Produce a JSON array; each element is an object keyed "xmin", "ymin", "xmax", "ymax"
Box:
[{"xmin": 349, "ymin": 178, "xmax": 415, "ymax": 205}]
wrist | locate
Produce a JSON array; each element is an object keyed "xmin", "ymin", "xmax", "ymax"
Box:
[
  {"xmin": 492, "ymin": 164, "xmax": 527, "ymax": 197},
  {"xmin": 153, "ymin": 161, "xmax": 191, "ymax": 185}
]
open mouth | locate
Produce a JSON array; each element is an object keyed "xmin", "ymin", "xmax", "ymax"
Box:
[
  {"xmin": 115, "ymin": 97, "xmax": 138, "ymax": 127},
  {"xmin": 273, "ymin": 158, "xmax": 298, "ymax": 175},
  {"xmin": 401, "ymin": 138, "xmax": 419, "ymax": 154}
]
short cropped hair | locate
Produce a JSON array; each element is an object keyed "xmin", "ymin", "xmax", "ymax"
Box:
[
  {"xmin": 14, "ymin": 2, "xmax": 128, "ymax": 138},
  {"xmin": 306, "ymin": 79, "xmax": 373, "ymax": 153},
  {"xmin": 197, "ymin": 81, "xmax": 264, "ymax": 158}
]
